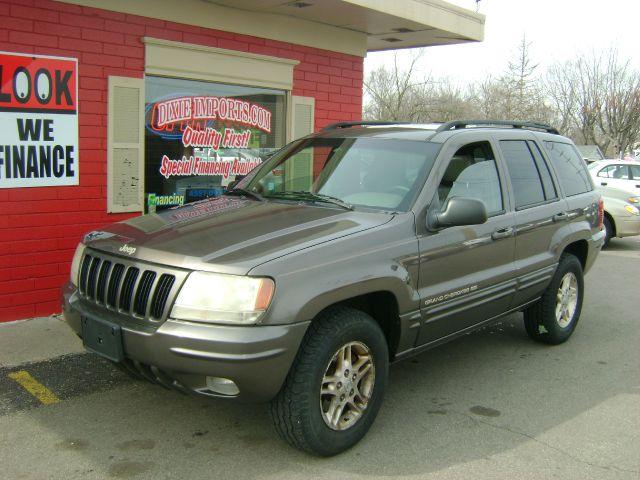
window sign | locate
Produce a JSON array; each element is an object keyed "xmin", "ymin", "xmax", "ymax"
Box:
[
  {"xmin": 0, "ymin": 51, "xmax": 78, "ymax": 188},
  {"xmin": 145, "ymin": 76, "xmax": 286, "ymax": 211}
]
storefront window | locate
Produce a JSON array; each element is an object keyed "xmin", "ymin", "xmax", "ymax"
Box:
[{"xmin": 144, "ymin": 76, "xmax": 286, "ymax": 211}]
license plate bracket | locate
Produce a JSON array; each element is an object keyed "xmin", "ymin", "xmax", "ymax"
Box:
[{"xmin": 81, "ymin": 315, "xmax": 124, "ymax": 362}]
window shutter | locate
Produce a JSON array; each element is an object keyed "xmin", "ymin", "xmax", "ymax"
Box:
[
  {"xmin": 283, "ymin": 96, "xmax": 315, "ymax": 190},
  {"xmin": 291, "ymin": 95, "xmax": 315, "ymax": 140},
  {"xmin": 107, "ymin": 76, "xmax": 145, "ymax": 213}
]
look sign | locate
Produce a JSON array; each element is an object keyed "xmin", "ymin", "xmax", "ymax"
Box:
[{"xmin": 0, "ymin": 51, "xmax": 79, "ymax": 188}]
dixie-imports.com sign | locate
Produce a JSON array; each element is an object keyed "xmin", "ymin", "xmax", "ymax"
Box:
[{"xmin": 0, "ymin": 51, "xmax": 78, "ymax": 188}]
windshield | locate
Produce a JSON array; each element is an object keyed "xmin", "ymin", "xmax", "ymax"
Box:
[{"xmin": 234, "ymin": 137, "xmax": 441, "ymax": 211}]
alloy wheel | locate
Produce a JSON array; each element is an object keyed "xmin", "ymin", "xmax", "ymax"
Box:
[
  {"xmin": 319, "ymin": 341, "xmax": 375, "ymax": 431},
  {"xmin": 555, "ymin": 272, "xmax": 578, "ymax": 328}
]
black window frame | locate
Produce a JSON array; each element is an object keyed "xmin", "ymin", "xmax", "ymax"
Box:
[{"xmin": 527, "ymin": 141, "xmax": 558, "ymax": 201}]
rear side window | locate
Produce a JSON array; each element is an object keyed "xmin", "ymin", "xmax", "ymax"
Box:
[
  {"xmin": 598, "ymin": 164, "xmax": 630, "ymax": 179},
  {"xmin": 544, "ymin": 141, "xmax": 593, "ymax": 196},
  {"xmin": 631, "ymin": 165, "xmax": 640, "ymax": 179},
  {"xmin": 499, "ymin": 140, "xmax": 555, "ymax": 209}
]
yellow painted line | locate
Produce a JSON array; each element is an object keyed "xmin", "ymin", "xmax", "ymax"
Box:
[{"xmin": 8, "ymin": 370, "xmax": 60, "ymax": 405}]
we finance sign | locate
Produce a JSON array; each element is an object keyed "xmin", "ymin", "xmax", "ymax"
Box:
[{"xmin": 0, "ymin": 52, "xmax": 78, "ymax": 188}]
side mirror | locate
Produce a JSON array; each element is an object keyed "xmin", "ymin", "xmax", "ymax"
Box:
[
  {"xmin": 430, "ymin": 197, "xmax": 488, "ymax": 229},
  {"xmin": 226, "ymin": 179, "xmax": 239, "ymax": 190}
]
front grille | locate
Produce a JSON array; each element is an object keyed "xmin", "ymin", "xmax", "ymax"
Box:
[{"xmin": 78, "ymin": 250, "xmax": 183, "ymax": 321}]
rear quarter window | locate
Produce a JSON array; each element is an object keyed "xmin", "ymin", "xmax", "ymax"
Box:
[{"xmin": 543, "ymin": 141, "xmax": 593, "ymax": 196}]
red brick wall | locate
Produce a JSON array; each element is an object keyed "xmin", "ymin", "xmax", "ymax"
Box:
[{"xmin": 0, "ymin": 0, "xmax": 364, "ymax": 322}]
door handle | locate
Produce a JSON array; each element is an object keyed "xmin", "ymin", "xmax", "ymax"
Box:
[
  {"xmin": 600, "ymin": 182, "xmax": 608, "ymax": 186},
  {"xmin": 553, "ymin": 212, "xmax": 569, "ymax": 222},
  {"xmin": 491, "ymin": 227, "xmax": 513, "ymax": 240}
]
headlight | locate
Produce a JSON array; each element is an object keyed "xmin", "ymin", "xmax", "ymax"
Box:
[
  {"xmin": 171, "ymin": 271, "xmax": 275, "ymax": 324},
  {"xmin": 624, "ymin": 204, "xmax": 640, "ymax": 216},
  {"xmin": 69, "ymin": 243, "xmax": 86, "ymax": 285},
  {"xmin": 628, "ymin": 197, "xmax": 639, "ymax": 204}
]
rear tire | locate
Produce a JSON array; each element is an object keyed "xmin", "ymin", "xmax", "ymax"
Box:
[
  {"xmin": 524, "ymin": 253, "xmax": 584, "ymax": 345},
  {"xmin": 270, "ymin": 306, "xmax": 388, "ymax": 456}
]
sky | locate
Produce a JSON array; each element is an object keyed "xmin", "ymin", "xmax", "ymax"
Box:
[{"xmin": 364, "ymin": 0, "xmax": 640, "ymax": 84}]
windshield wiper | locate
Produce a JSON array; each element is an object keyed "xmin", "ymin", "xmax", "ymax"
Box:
[
  {"xmin": 267, "ymin": 191, "xmax": 353, "ymax": 210},
  {"xmin": 225, "ymin": 187, "xmax": 265, "ymax": 202}
]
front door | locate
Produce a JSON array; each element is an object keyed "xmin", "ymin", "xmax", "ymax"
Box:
[
  {"xmin": 416, "ymin": 139, "xmax": 516, "ymax": 346},
  {"xmin": 595, "ymin": 164, "xmax": 639, "ymax": 195}
]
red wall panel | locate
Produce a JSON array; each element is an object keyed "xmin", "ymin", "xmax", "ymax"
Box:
[{"xmin": 0, "ymin": 0, "xmax": 364, "ymax": 322}]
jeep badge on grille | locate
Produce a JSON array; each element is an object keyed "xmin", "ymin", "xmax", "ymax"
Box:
[{"xmin": 118, "ymin": 244, "xmax": 136, "ymax": 255}]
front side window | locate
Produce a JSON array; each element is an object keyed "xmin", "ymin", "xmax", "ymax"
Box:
[
  {"xmin": 597, "ymin": 164, "xmax": 630, "ymax": 179},
  {"xmin": 237, "ymin": 138, "xmax": 441, "ymax": 211},
  {"xmin": 630, "ymin": 165, "xmax": 640, "ymax": 179},
  {"xmin": 544, "ymin": 141, "xmax": 593, "ymax": 196},
  {"xmin": 144, "ymin": 76, "xmax": 287, "ymax": 212},
  {"xmin": 437, "ymin": 142, "xmax": 503, "ymax": 216}
]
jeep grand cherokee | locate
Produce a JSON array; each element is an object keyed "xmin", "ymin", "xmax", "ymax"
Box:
[{"xmin": 62, "ymin": 120, "xmax": 605, "ymax": 456}]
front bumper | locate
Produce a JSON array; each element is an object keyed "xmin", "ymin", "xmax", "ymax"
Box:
[
  {"xmin": 61, "ymin": 282, "xmax": 309, "ymax": 402},
  {"xmin": 615, "ymin": 215, "xmax": 640, "ymax": 238}
]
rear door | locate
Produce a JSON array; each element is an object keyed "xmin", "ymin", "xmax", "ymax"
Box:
[
  {"xmin": 497, "ymin": 138, "xmax": 567, "ymax": 306},
  {"xmin": 415, "ymin": 137, "xmax": 516, "ymax": 346}
]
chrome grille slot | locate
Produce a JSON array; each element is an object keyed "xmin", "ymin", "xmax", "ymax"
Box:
[
  {"xmin": 96, "ymin": 260, "xmax": 112, "ymax": 303},
  {"xmin": 134, "ymin": 270, "xmax": 156, "ymax": 316},
  {"xmin": 86, "ymin": 256, "xmax": 101, "ymax": 300},
  {"xmin": 150, "ymin": 274, "xmax": 176, "ymax": 319},
  {"xmin": 79, "ymin": 254, "xmax": 92, "ymax": 294},
  {"xmin": 119, "ymin": 267, "xmax": 139, "ymax": 312},
  {"xmin": 107, "ymin": 264, "xmax": 125, "ymax": 308},
  {"xmin": 77, "ymin": 249, "xmax": 183, "ymax": 323}
]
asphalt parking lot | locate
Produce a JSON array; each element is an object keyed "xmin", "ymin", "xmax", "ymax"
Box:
[{"xmin": 1, "ymin": 238, "xmax": 638, "ymax": 480}]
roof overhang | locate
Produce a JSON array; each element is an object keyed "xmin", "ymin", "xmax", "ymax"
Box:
[
  {"xmin": 213, "ymin": 0, "xmax": 485, "ymax": 52},
  {"xmin": 59, "ymin": 0, "xmax": 485, "ymax": 57}
]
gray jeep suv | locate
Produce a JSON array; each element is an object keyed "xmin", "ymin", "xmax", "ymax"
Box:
[{"xmin": 62, "ymin": 120, "xmax": 605, "ymax": 456}]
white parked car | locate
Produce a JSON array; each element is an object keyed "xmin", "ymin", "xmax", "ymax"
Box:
[
  {"xmin": 596, "ymin": 185, "xmax": 640, "ymax": 246},
  {"xmin": 588, "ymin": 160, "xmax": 640, "ymax": 196}
]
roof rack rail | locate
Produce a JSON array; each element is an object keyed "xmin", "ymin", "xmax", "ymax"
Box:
[
  {"xmin": 435, "ymin": 120, "xmax": 560, "ymax": 135},
  {"xmin": 321, "ymin": 121, "xmax": 409, "ymax": 131}
]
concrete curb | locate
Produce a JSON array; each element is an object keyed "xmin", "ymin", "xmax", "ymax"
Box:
[{"xmin": 0, "ymin": 316, "xmax": 85, "ymax": 368}]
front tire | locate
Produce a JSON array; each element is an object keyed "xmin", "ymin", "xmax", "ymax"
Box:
[
  {"xmin": 524, "ymin": 253, "xmax": 584, "ymax": 345},
  {"xmin": 270, "ymin": 306, "xmax": 388, "ymax": 456},
  {"xmin": 603, "ymin": 216, "xmax": 613, "ymax": 248}
]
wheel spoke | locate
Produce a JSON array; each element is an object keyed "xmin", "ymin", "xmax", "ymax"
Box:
[
  {"xmin": 330, "ymin": 399, "xmax": 346, "ymax": 428},
  {"xmin": 321, "ymin": 383, "xmax": 338, "ymax": 396},
  {"xmin": 356, "ymin": 361, "xmax": 372, "ymax": 382},
  {"xmin": 344, "ymin": 344, "xmax": 352, "ymax": 368},
  {"xmin": 555, "ymin": 302, "xmax": 563, "ymax": 321},
  {"xmin": 347, "ymin": 398, "xmax": 363, "ymax": 415}
]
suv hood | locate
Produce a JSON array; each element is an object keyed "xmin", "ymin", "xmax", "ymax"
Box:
[{"xmin": 83, "ymin": 196, "xmax": 393, "ymax": 274}]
